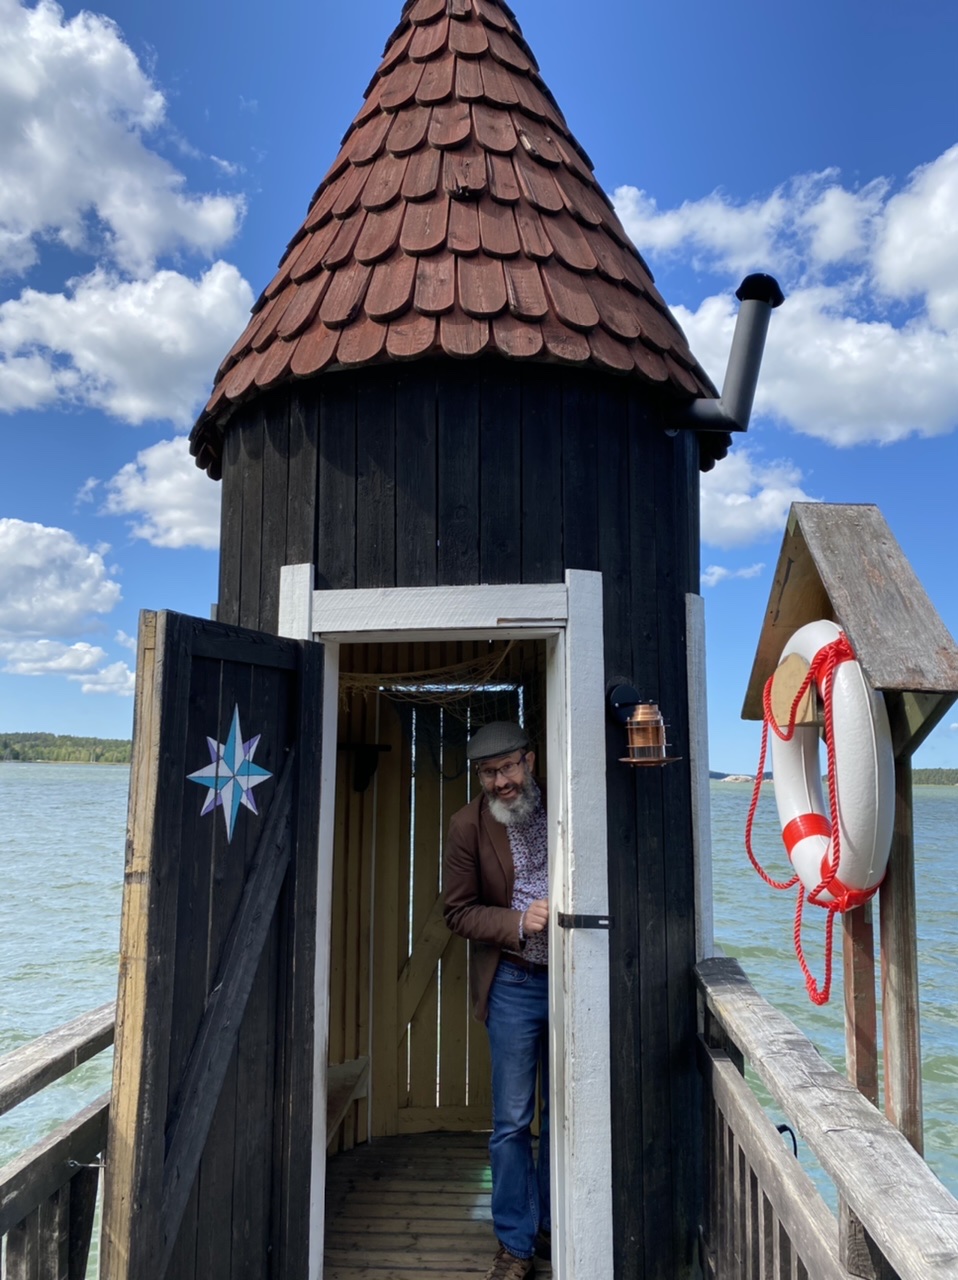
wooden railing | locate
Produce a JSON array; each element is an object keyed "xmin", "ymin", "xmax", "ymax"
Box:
[
  {"xmin": 0, "ymin": 1004, "xmax": 115, "ymax": 1279},
  {"xmin": 8, "ymin": 964, "xmax": 958, "ymax": 1279},
  {"xmin": 696, "ymin": 956, "xmax": 958, "ymax": 1280}
]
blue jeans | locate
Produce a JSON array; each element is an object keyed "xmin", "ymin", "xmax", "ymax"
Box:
[{"xmin": 486, "ymin": 960, "xmax": 550, "ymax": 1259}]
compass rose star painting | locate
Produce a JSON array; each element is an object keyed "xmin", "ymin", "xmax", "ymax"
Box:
[{"xmin": 187, "ymin": 705, "xmax": 273, "ymax": 842}]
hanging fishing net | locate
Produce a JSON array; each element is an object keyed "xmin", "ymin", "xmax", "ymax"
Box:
[{"xmin": 338, "ymin": 639, "xmax": 546, "ymax": 780}]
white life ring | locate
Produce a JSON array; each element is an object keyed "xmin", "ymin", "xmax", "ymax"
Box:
[{"xmin": 770, "ymin": 619, "xmax": 894, "ymax": 906}]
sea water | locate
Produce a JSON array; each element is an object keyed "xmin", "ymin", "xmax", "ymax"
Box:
[{"xmin": 1, "ymin": 767, "xmax": 956, "ymax": 1207}]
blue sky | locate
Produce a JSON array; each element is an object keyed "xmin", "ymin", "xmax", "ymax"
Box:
[{"xmin": 1, "ymin": 0, "xmax": 956, "ymax": 772}]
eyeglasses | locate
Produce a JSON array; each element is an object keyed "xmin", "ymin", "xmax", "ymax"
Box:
[{"xmin": 476, "ymin": 754, "xmax": 527, "ymax": 785}]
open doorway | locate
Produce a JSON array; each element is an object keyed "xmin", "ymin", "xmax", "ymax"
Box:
[
  {"xmin": 321, "ymin": 639, "xmax": 548, "ymax": 1271},
  {"xmin": 331, "ymin": 638, "xmax": 546, "ymax": 1143},
  {"xmin": 278, "ymin": 569, "xmax": 613, "ymax": 1280}
]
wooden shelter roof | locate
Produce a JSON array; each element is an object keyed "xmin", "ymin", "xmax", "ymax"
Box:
[
  {"xmin": 189, "ymin": 0, "xmax": 722, "ymax": 478},
  {"xmin": 743, "ymin": 503, "xmax": 958, "ymax": 757}
]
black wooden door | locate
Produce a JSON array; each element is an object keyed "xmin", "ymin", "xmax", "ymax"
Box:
[{"xmin": 100, "ymin": 611, "xmax": 323, "ymax": 1280}]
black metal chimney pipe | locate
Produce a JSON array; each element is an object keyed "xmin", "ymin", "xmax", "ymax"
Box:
[{"xmin": 684, "ymin": 273, "xmax": 785, "ymax": 432}]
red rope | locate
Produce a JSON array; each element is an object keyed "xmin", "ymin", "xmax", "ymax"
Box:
[
  {"xmin": 746, "ymin": 631, "xmax": 879, "ymax": 1005},
  {"xmin": 744, "ymin": 714, "xmax": 798, "ymax": 891}
]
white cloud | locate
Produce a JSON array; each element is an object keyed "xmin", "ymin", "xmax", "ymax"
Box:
[
  {"xmin": 0, "ymin": 0, "xmax": 254, "ymax": 430},
  {"xmin": 0, "ymin": 640, "xmax": 136, "ymax": 695},
  {"xmin": 614, "ymin": 147, "xmax": 958, "ymax": 447},
  {"xmin": 0, "ymin": 0, "xmax": 244, "ymax": 278},
  {"xmin": 614, "ymin": 169, "xmax": 886, "ymax": 280},
  {"xmin": 0, "ymin": 639, "xmax": 107, "ymax": 676},
  {"xmin": 873, "ymin": 145, "xmax": 958, "ymax": 330},
  {"xmin": 115, "ymin": 630, "xmax": 138, "ymax": 652},
  {"xmin": 700, "ymin": 449, "xmax": 817, "ymax": 549},
  {"xmin": 103, "ymin": 436, "xmax": 221, "ymax": 549},
  {"xmin": 613, "ymin": 184, "xmax": 790, "ymax": 277},
  {"xmin": 0, "ymin": 518, "xmax": 122, "ymax": 637},
  {"xmin": 74, "ymin": 660, "xmax": 135, "ymax": 696},
  {"xmin": 0, "ymin": 262, "xmax": 253, "ymax": 425},
  {"xmin": 212, "ymin": 156, "xmax": 243, "ymax": 178},
  {"xmin": 701, "ymin": 563, "xmax": 765, "ymax": 589},
  {"xmin": 800, "ymin": 180, "xmax": 887, "ymax": 267}
]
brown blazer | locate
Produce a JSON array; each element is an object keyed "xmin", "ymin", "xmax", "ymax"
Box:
[{"xmin": 442, "ymin": 789, "xmax": 533, "ymax": 1023}]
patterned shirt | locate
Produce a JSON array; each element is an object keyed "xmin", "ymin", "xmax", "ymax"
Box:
[{"xmin": 504, "ymin": 787, "xmax": 549, "ymax": 966}]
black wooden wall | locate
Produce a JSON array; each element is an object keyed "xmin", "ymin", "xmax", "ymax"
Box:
[{"xmin": 216, "ymin": 356, "xmax": 703, "ymax": 1280}]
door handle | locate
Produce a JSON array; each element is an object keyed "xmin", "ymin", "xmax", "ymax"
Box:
[{"xmin": 557, "ymin": 913, "xmax": 613, "ymax": 929}]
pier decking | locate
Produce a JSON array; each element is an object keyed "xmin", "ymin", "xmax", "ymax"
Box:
[{"xmin": 325, "ymin": 1131, "xmax": 551, "ymax": 1280}]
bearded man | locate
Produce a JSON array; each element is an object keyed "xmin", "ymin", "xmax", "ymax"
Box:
[{"xmin": 443, "ymin": 722, "xmax": 550, "ymax": 1280}]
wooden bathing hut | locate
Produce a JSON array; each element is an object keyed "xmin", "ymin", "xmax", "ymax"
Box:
[
  {"xmin": 4, "ymin": 6, "xmax": 958, "ymax": 1280},
  {"xmin": 175, "ymin": 1, "xmax": 746, "ymax": 1277}
]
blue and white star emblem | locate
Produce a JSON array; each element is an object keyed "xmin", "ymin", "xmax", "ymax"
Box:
[{"xmin": 187, "ymin": 705, "xmax": 273, "ymax": 842}]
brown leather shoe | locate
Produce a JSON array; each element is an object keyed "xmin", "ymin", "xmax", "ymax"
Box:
[{"xmin": 484, "ymin": 1244, "xmax": 535, "ymax": 1280}]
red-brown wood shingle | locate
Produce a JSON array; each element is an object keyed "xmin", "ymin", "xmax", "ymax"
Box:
[
  {"xmin": 458, "ymin": 254, "xmax": 507, "ymax": 317},
  {"xmin": 414, "ymin": 254, "xmax": 456, "ymax": 314},
  {"xmin": 443, "ymin": 148, "xmax": 488, "ymax": 200},
  {"xmin": 447, "ymin": 200, "xmax": 481, "ymax": 255},
  {"xmin": 366, "ymin": 251, "xmax": 418, "ymax": 320},
  {"xmin": 402, "ymin": 147, "xmax": 442, "ymax": 200},
  {"xmin": 191, "ymin": 0, "xmax": 719, "ymax": 470},
  {"xmin": 478, "ymin": 200, "xmax": 520, "ymax": 257},
  {"xmin": 448, "ymin": 17, "xmax": 489, "ymax": 57},
  {"xmin": 276, "ymin": 274, "xmax": 332, "ymax": 339},
  {"xmin": 387, "ymin": 107, "xmax": 432, "ymax": 158},
  {"xmin": 417, "ymin": 54, "xmax": 456, "ymax": 104}
]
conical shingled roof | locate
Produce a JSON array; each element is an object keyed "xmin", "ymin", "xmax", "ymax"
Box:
[{"xmin": 190, "ymin": 0, "xmax": 718, "ymax": 476}]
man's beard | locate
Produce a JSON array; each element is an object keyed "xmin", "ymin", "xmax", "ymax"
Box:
[{"xmin": 488, "ymin": 771, "xmax": 539, "ymax": 827}]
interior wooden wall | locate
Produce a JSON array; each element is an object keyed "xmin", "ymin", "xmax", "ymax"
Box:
[{"xmin": 326, "ymin": 639, "xmax": 545, "ymax": 1154}]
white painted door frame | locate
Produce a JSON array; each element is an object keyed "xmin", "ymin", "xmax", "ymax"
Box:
[{"xmin": 279, "ymin": 567, "xmax": 613, "ymax": 1280}]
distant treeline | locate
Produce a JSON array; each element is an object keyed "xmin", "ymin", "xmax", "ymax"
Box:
[
  {"xmin": 3, "ymin": 736, "xmax": 956, "ymax": 780},
  {"xmin": 0, "ymin": 733, "xmax": 131, "ymax": 764},
  {"xmin": 913, "ymin": 768, "xmax": 958, "ymax": 786},
  {"xmin": 709, "ymin": 767, "xmax": 958, "ymax": 786}
]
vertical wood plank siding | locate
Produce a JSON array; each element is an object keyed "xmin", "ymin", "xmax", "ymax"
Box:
[
  {"xmin": 217, "ymin": 358, "xmax": 703, "ymax": 1279},
  {"xmin": 396, "ymin": 375, "xmax": 438, "ymax": 587},
  {"xmin": 478, "ymin": 366, "xmax": 521, "ymax": 583}
]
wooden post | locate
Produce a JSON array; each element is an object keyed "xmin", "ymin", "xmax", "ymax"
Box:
[
  {"xmin": 879, "ymin": 756, "xmax": 923, "ymax": 1155},
  {"xmin": 843, "ymin": 904, "xmax": 879, "ymax": 1108},
  {"xmin": 840, "ymin": 903, "xmax": 895, "ymax": 1279}
]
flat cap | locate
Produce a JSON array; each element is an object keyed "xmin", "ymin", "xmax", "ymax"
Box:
[{"xmin": 466, "ymin": 721, "xmax": 530, "ymax": 763}]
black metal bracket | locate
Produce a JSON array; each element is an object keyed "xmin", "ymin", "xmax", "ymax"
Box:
[
  {"xmin": 557, "ymin": 913, "xmax": 613, "ymax": 930},
  {"xmin": 607, "ymin": 680, "xmax": 640, "ymax": 725}
]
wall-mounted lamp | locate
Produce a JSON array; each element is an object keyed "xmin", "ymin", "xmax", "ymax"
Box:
[{"xmin": 608, "ymin": 683, "xmax": 681, "ymax": 767}]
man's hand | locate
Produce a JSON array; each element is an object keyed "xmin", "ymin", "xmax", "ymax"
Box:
[{"xmin": 522, "ymin": 898, "xmax": 549, "ymax": 934}]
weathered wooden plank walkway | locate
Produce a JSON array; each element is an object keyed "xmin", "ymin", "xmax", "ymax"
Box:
[{"xmin": 324, "ymin": 1131, "xmax": 553, "ymax": 1280}]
